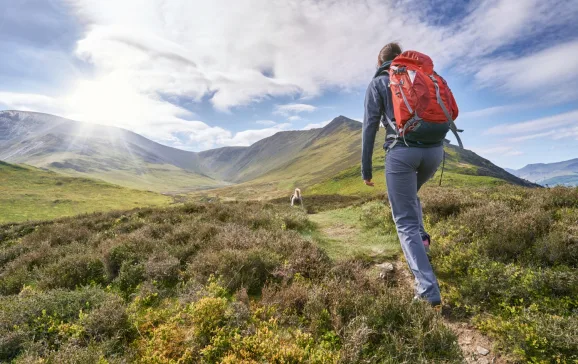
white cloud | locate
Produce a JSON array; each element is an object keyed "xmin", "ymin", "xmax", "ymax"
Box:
[
  {"xmin": 460, "ymin": 104, "xmax": 528, "ymax": 120},
  {"xmin": 485, "ymin": 109, "xmax": 578, "ymax": 136},
  {"xmin": 0, "ymin": 91, "xmax": 291, "ymax": 150},
  {"xmin": 0, "ymin": 92, "xmax": 65, "ymax": 115},
  {"xmin": 505, "ymin": 127, "xmax": 578, "ymax": 143},
  {"xmin": 287, "ymin": 115, "xmax": 302, "ymax": 122},
  {"xmin": 472, "ymin": 146, "xmax": 523, "ymax": 157},
  {"xmin": 3, "ymin": 0, "xmax": 577, "ymax": 151},
  {"xmin": 62, "ymin": 0, "xmax": 577, "ymax": 115},
  {"xmin": 274, "ymin": 103, "xmax": 317, "ymax": 116},
  {"xmin": 228, "ymin": 123, "xmax": 292, "ymax": 146},
  {"xmin": 255, "ymin": 120, "xmax": 277, "ymax": 126},
  {"xmin": 303, "ymin": 120, "xmax": 331, "ymax": 130},
  {"xmin": 475, "ymin": 40, "xmax": 578, "ymax": 100},
  {"xmin": 505, "ymin": 131, "xmax": 556, "ymax": 143}
]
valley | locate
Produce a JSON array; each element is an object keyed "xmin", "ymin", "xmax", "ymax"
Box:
[
  {"xmin": 1, "ymin": 111, "xmax": 537, "ymax": 202},
  {"xmin": 1, "ymin": 110, "xmax": 575, "ymax": 363}
]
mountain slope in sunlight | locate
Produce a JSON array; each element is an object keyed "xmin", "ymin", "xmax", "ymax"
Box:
[
  {"xmin": 1, "ymin": 111, "xmax": 536, "ymax": 199},
  {"xmin": 0, "ymin": 161, "xmax": 171, "ymax": 223},
  {"xmin": 195, "ymin": 117, "xmax": 538, "ymax": 199},
  {"xmin": 0, "ymin": 111, "xmax": 225, "ymax": 193}
]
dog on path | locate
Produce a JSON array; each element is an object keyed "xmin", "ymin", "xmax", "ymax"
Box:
[{"xmin": 290, "ymin": 188, "xmax": 303, "ymax": 207}]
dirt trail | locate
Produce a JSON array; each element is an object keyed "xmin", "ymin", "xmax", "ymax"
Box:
[
  {"xmin": 392, "ymin": 261, "xmax": 506, "ymax": 364},
  {"xmin": 310, "ymin": 209, "xmax": 507, "ymax": 363}
]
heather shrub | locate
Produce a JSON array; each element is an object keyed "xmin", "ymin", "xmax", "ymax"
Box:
[
  {"xmin": 538, "ymin": 185, "xmax": 578, "ymax": 209},
  {"xmin": 0, "ymin": 266, "xmax": 32, "ymax": 295},
  {"xmin": 104, "ymin": 242, "xmax": 140, "ymax": 277},
  {"xmin": 144, "ymin": 253, "xmax": 181, "ymax": 288},
  {"xmin": 115, "ymin": 261, "xmax": 145, "ymax": 297},
  {"xmin": 189, "ymin": 248, "xmax": 282, "ymax": 295},
  {"xmin": 0, "ymin": 200, "xmax": 461, "ymax": 362},
  {"xmin": 79, "ymin": 298, "xmax": 135, "ymax": 345},
  {"xmin": 420, "ymin": 187, "xmax": 481, "ymax": 223},
  {"xmin": 425, "ymin": 185, "xmax": 578, "ymax": 363},
  {"xmin": 534, "ymin": 208, "xmax": 578, "ymax": 266},
  {"xmin": 39, "ymin": 254, "xmax": 107, "ymax": 289},
  {"xmin": 456, "ymin": 201, "xmax": 552, "ymax": 261},
  {"xmin": 0, "ymin": 288, "xmax": 111, "ymax": 361}
]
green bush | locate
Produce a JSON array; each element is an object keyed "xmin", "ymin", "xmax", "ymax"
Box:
[
  {"xmin": 79, "ymin": 298, "xmax": 135, "ymax": 345},
  {"xmin": 360, "ymin": 201, "xmax": 396, "ymax": 233},
  {"xmin": 426, "ymin": 185, "xmax": 578, "ymax": 363},
  {"xmin": 189, "ymin": 248, "xmax": 282, "ymax": 295},
  {"xmin": 0, "ymin": 288, "xmax": 112, "ymax": 361},
  {"xmin": 115, "ymin": 261, "xmax": 145, "ymax": 297},
  {"xmin": 144, "ymin": 253, "xmax": 181, "ymax": 287},
  {"xmin": 39, "ymin": 254, "xmax": 107, "ymax": 289}
]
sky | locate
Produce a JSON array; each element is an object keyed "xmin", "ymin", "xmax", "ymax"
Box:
[{"xmin": 0, "ymin": 0, "xmax": 577, "ymax": 169}]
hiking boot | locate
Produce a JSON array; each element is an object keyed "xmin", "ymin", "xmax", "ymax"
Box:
[
  {"xmin": 413, "ymin": 295, "xmax": 441, "ymax": 308},
  {"xmin": 421, "ymin": 233, "xmax": 431, "ymax": 253}
]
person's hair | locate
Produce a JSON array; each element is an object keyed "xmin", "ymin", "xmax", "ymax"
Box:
[{"xmin": 378, "ymin": 42, "xmax": 402, "ymax": 66}]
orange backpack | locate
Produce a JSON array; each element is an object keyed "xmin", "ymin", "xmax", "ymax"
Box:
[{"xmin": 383, "ymin": 51, "xmax": 463, "ymax": 148}]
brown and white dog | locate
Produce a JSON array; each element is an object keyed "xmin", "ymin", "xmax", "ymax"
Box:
[{"xmin": 290, "ymin": 188, "xmax": 303, "ymax": 207}]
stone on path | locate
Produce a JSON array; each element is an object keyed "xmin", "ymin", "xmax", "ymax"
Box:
[
  {"xmin": 376, "ymin": 262, "xmax": 395, "ymax": 279},
  {"xmin": 476, "ymin": 346, "xmax": 490, "ymax": 356}
]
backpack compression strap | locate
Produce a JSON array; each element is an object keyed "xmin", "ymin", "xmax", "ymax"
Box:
[{"xmin": 429, "ymin": 75, "xmax": 464, "ymax": 149}]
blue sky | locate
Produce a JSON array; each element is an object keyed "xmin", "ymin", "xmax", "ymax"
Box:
[{"xmin": 0, "ymin": 0, "xmax": 577, "ymax": 169}]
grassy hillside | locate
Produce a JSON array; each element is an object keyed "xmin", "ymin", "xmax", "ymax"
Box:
[
  {"xmin": 541, "ymin": 174, "xmax": 578, "ymax": 187},
  {"xmin": 1, "ymin": 186, "xmax": 575, "ymax": 362},
  {"xmin": 3, "ymin": 111, "xmax": 534, "ymax": 197},
  {"xmin": 0, "ymin": 201, "xmax": 462, "ymax": 363},
  {"xmin": 5, "ymin": 138, "xmax": 223, "ymax": 194},
  {"xmin": 198, "ymin": 119, "xmax": 366, "ymax": 200},
  {"xmin": 0, "ymin": 161, "xmax": 172, "ymax": 223},
  {"xmin": 194, "ymin": 121, "xmax": 536, "ymax": 201},
  {"xmin": 306, "ymin": 143, "xmax": 534, "ymax": 196}
]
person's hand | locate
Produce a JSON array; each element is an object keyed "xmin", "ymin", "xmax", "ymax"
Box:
[{"xmin": 364, "ymin": 179, "xmax": 374, "ymax": 187}]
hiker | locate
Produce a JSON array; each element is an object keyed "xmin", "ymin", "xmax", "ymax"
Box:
[{"xmin": 361, "ymin": 42, "xmax": 462, "ymax": 307}]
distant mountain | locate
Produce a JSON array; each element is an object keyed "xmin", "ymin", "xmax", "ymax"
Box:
[
  {"xmin": 508, "ymin": 158, "xmax": 578, "ymax": 186},
  {"xmin": 199, "ymin": 116, "xmax": 362, "ymax": 183},
  {"xmin": 1, "ymin": 111, "xmax": 536, "ymax": 196},
  {"xmin": 193, "ymin": 118, "xmax": 539, "ymax": 199},
  {"xmin": 0, "ymin": 110, "xmax": 222, "ymax": 192}
]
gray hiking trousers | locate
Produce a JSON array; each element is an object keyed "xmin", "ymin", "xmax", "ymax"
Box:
[{"xmin": 385, "ymin": 145, "xmax": 444, "ymax": 304}]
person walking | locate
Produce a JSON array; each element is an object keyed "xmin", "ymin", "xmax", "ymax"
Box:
[{"xmin": 361, "ymin": 42, "xmax": 462, "ymax": 307}]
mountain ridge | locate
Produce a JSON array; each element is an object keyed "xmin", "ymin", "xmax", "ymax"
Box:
[
  {"xmin": 508, "ymin": 157, "xmax": 578, "ymax": 186},
  {"xmin": 1, "ymin": 110, "xmax": 538, "ymax": 194}
]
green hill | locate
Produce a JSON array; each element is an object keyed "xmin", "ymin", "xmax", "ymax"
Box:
[
  {"xmin": 2, "ymin": 111, "xmax": 536, "ymax": 201},
  {"xmin": 0, "ymin": 161, "xmax": 171, "ymax": 223},
  {"xmin": 307, "ymin": 142, "xmax": 538, "ymax": 195},
  {"xmin": 194, "ymin": 117, "xmax": 538, "ymax": 200}
]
